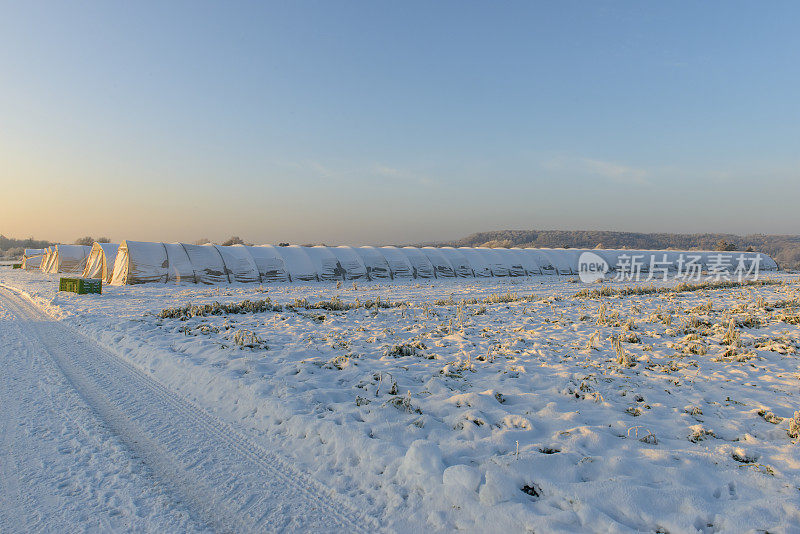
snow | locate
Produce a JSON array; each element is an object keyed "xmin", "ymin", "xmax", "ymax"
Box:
[
  {"xmin": 0, "ymin": 288, "xmax": 205, "ymax": 532},
  {"xmin": 2, "ymin": 266, "xmax": 800, "ymax": 532},
  {"xmin": 0, "ymin": 282, "xmax": 370, "ymax": 533}
]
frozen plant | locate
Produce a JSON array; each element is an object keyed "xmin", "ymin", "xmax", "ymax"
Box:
[
  {"xmin": 688, "ymin": 427, "xmax": 715, "ymax": 443},
  {"xmin": 324, "ymin": 355, "xmax": 350, "ymax": 370},
  {"xmin": 586, "ymin": 330, "xmax": 600, "ymax": 350},
  {"xmin": 627, "ymin": 425, "xmax": 656, "ymax": 443},
  {"xmin": 233, "ymin": 329, "xmax": 263, "ymax": 349},
  {"xmin": 722, "ymin": 319, "xmax": 741, "ymax": 347},
  {"xmin": 614, "ymin": 336, "xmax": 635, "ymax": 367},
  {"xmin": 758, "ymin": 409, "xmax": 782, "ymax": 424},
  {"xmin": 596, "ymin": 303, "xmax": 608, "ymax": 325},
  {"xmin": 159, "ymin": 298, "xmax": 278, "ymax": 319},
  {"xmin": 639, "ymin": 431, "xmax": 658, "ymax": 445},
  {"xmin": 292, "ymin": 298, "xmax": 310, "ymax": 309},
  {"xmin": 386, "ymin": 392, "xmax": 419, "ymax": 414},
  {"xmin": 384, "ymin": 341, "xmax": 427, "ymax": 358},
  {"xmin": 788, "ymin": 411, "xmax": 800, "ymax": 439},
  {"xmin": 620, "ymin": 332, "xmax": 641, "ymax": 343},
  {"xmin": 483, "ymin": 291, "xmax": 535, "ymax": 304}
]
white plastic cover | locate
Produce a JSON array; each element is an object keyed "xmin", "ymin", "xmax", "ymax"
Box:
[
  {"xmin": 437, "ymin": 247, "xmax": 474, "ymax": 278},
  {"xmin": 645, "ymin": 250, "xmax": 679, "ymax": 273},
  {"xmin": 39, "ymin": 247, "xmax": 52, "ymax": 273},
  {"xmin": 45, "ymin": 246, "xmax": 59, "ymax": 273},
  {"xmin": 757, "ymin": 252, "xmax": 778, "ymax": 271},
  {"xmin": 164, "ymin": 243, "xmax": 195, "ymax": 283},
  {"xmin": 44, "ymin": 245, "xmax": 91, "ymax": 274},
  {"xmin": 401, "ymin": 247, "xmax": 436, "ymax": 279},
  {"xmin": 662, "ymin": 251, "xmax": 683, "ymax": 272},
  {"xmin": 98, "ymin": 243, "xmax": 120, "ymax": 282},
  {"xmin": 24, "ymin": 248, "xmax": 45, "ymax": 257},
  {"xmin": 592, "ymin": 250, "xmax": 623, "ymax": 272},
  {"xmin": 681, "ymin": 250, "xmax": 713, "ymax": 272},
  {"xmin": 378, "ymin": 247, "xmax": 414, "ymax": 279},
  {"xmin": 487, "ymin": 249, "xmax": 525, "ymax": 276},
  {"xmin": 459, "ymin": 248, "xmax": 493, "ymax": 277},
  {"xmin": 627, "ymin": 250, "xmax": 653, "ymax": 273},
  {"xmin": 616, "ymin": 249, "xmax": 642, "ymax": 271},
  {"xmin": 674, "ymin": 250, "xmax": 775, "ymax": 274},
  {"xmin": 593, "ymin": 250, "xmax": 684, "ymax": 274},
  {"xmin": 42, "ymin": 251, "xmax": 50, "ymax": 272},
  {"xmin": 215, "ymin": 244, "xmax": 259, "ymax": 283},
  {"xmin": 89, "ymin": 241, "xmax": 780, "ymax": 284},
  {"xmin": 49, "ymin": 246, "xmax": 59, "ymax": 272},
  {"xmin": 274, "ymin": 245, "xmax": 318, "ymax": 281},
  {"xmin": 663, "ymin": 251, "xmax": 685, "ymax": 272},
  {"xmin": 540, "ymin": 249, "xmax": 573, "ymax": 275},
  {"xmin": 304, "ymin": 246, "xmax": 342, "ymax": 281},
  {"xmin": 182, "ymin": 244, "xmax": 229, "ymax": 284},
  {"xmin": 562, "ymin": 249, "xmax": 587, "ymax": 275},
  {"xmin": 83, "ymin": 242, "xmax": 120, "ymax": 283},
  {"xmin": 329, "ymin": 246, "xmax": 369, "ymax": 280},
  {"xmin": 354, "ymin": 247, "xmax": 392, "ymax": 280},
  {"xmin": 509, "ymin": 248, "xmax": 541, "ymax": 275},
  {"xmin": 419, "ymin": 247, "xmax": 455, "ymax": 278},
  {"xmin": 696, "ymin": 250, "xmax": 761, "ymax": 274},
  {"xmin": 476, "ymin": 248, "xmax": 512, "ymax": 277},
  {"xmin": 247, "ymin": 246, "xmax": 290, "ymax": 282},
  {"xmin": 112, "ymin": 241, "xmax": 168, "ymax": 284},
  {"xmin": 708, "ymin": 250, "xmax": 756, "ymax": 273},
  {"xmin": 525, "ymin": 249, "xmax": 557, "ymax": 275},
  {"xmin": 111, "ymin": 245, "xmax": 130, "ymax": 285},
  {"xmin": 22, "ymin": 254, "xmax": 43, "ymax": 271}
]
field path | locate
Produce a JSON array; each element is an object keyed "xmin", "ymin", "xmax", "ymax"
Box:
[{"xmin": 0, "ymin": 285, "xmax": 372, "ymax": 533}]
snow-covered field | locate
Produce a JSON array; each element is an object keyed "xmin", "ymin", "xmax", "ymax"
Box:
[{"xmin": 2, "ymin": 267, "xmax": 800, "ymax": 532}]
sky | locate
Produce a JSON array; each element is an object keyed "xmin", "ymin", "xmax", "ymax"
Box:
[{"xmin": 1, "ymin": 1, "xmax": 798, "ymax": 245}]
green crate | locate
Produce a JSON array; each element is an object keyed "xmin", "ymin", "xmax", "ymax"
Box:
[
  {"xmin": 12, "ymin": 263, "xmax": 22, "ymax": 269},
  {"xmin": 59, "ymin": 277, "xmax": 102, "ymax": 295}
]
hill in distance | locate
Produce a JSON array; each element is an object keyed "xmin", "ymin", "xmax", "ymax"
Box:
[{"xmin": 422, "ymin": 230, "xmax": 800, "ymax": 270}]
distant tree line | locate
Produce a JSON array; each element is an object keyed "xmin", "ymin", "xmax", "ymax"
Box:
[
  {"xmin": 0, "ymin": 235, "xmax": 111, "ymax": 260},
  {"xmin": 0, "ymin": 235, "xmax": 53, "ymax": 260},
  {"xmin": 423, "ymin": 230, "xmax": 800, "ymax": 270}
]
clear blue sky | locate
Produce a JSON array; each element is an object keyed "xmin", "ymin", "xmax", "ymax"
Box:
[{"xmin": 1, "ymin": 1, "xmax": 798, "ymax": 245}]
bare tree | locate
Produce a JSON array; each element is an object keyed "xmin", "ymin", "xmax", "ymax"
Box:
[
  {"xmin": 74, "ymin": 236, "xmax": 94, "ymax": 246},
  {"xmin": 194, "ymin": 238, "xmax": 211, "ymax": 245}
]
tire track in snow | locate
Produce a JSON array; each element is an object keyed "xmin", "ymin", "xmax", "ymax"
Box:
[
  {"xmin": 0, "ymin": 315, "xmax": 38, "ymax": 532},
  {"xmin": 1, "ymin": 291, "xmax": 205, "ymax": 533},
  {"xmin": 0, "ymin": 285, "xmax": 374, "ymax": 533}
]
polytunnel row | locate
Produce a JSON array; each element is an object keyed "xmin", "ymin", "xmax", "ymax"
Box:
[
  {"xmin": 30, "ymin": 244, "xmax": 92, "ymax": 274},
  {"xmin": 102, "ymin": 241, "xmax": 778, "ymax": 285}
]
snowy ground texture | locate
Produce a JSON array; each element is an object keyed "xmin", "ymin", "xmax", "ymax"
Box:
[{"xmin": 2, "ymin": 268, "xmax": 800, "ymax": 533}]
